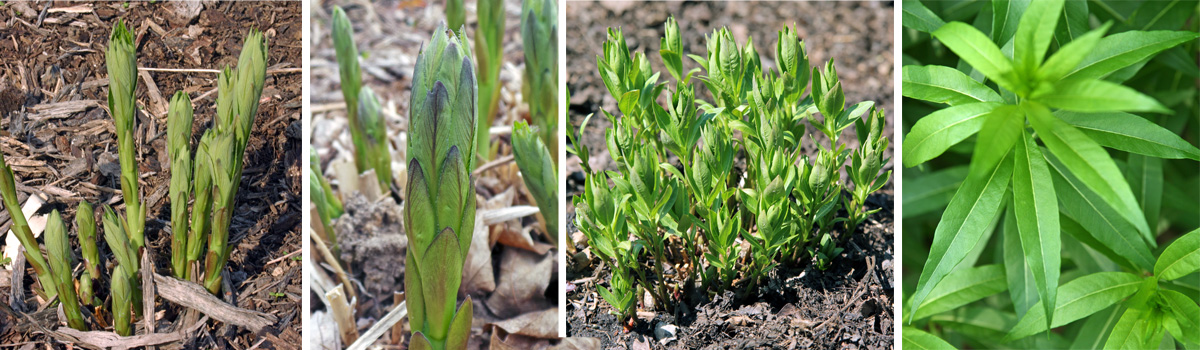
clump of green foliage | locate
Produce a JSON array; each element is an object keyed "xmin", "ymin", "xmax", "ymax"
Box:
[
  {"xmin": 0, "ymin": 20, "xmax": 268, "ymax": 335},
  {"xmin": 573, "ymin": 17, "xmax": 891, "ymax": 322},
  {"xmin": 901, "ymin": 0, "xmax": 1200, "ymax": 348}
]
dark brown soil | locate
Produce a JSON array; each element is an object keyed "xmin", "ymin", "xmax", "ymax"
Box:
[
  {"xmin": 565, "ymin": 1, "xmax": 895, "ymax": 349},
  {"xmin": 0, "ymin": 2, "xmax": 301, "ymax": 348}
]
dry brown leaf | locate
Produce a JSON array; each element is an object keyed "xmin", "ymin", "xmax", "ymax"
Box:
[
  {"xmin": 485, "ymin": 248, "xmax": 554, "ymax": 318},
  {"xmin": 486, "ymin": 308, "xmax": 559, "ymax": 339},
  {"xmin": 549, "ymin": 338, "xmax": 604, "ymax": 350},
  {"xmin": 494, "ymin": 224, "xmax": 553, "ymax": 255},
  {"xmin": 489, "ymin": 328, "xmax": 553, "ymax": 350},
  {"xmin": 461, "ymin": 213, "xmax": 496, "ymax": 295}
]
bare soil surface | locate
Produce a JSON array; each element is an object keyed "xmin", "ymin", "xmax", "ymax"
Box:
[
  {"xmin": 0, "ymin": 2, "xmax": 302, "ymax": 348},
  {"xmin": 565, "ymin": 1, "xmax": 895, "ymax": 349}
]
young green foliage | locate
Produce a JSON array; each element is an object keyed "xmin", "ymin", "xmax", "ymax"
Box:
[
  {"xmin": 310, "ymin": 149, "xmax": 343, "ymax": 250},
  {"xmin": 404, "ymin": 23, "xmax": 476, "ymax": 350},
  {"xmin": 512, "ymin": 120, "xmax": 558, "ymax": 243},
  {"xmin": 204, "ymin": 29, "xmax": 268, "ymax": 294},
  {"xmin": 168, "ymin": 91, "xmax": 194, "ymax": 279},
  {"xmin": 474, "ymin": 0, "xmax": 505, "ymax": 162},
  {"xmin": 102, "ymin": 206, "xmax": 138, "ymax": 336},
  {"xmin": 45, "ymin": 211, "xmax": 86, "ymax": 330},
  {"xmin": 76, "ymin": 201, "xmax": 98, "ymax": 306},
  {"xmin": 564, "ymin": 89, "xmax": 595, "ymax": 175},
  {"xmin": 577, "ymin": 18, "xmax": 891, "ymax": 320},
  {"xmin": 106, "ymin": 20, "xmax": 145, "ymax": 257},
  {"xmin": 331, "ymin": 7, "xmax": 392, "ymax": 190},
  {"xmin": 521, "ymin": 0, "xmax": 559, "ymax": 157},
  {"xmin": 0, "ymin": 152, "xmax": 58, "ymax": 299},
  {"xmin": 902, "ymin": 1, "xmax": 1200, "ymax": 347},
  {"xmin": 445, "ymin": 0, "xmax": 464, "ymax": 35}
]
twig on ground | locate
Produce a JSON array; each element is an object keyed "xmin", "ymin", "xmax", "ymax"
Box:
[
  {"xmin": 346, "ymin": 300, "xmax": 408, "ymax": 350},
  {"xmin": 153, "ymin": 274, "xmax": 278, "ymax": 332}
]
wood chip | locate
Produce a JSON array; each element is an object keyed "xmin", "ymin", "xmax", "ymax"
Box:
[{"xmin": 152, "ymin": 274, "xmax": 277, "ymax": 332}]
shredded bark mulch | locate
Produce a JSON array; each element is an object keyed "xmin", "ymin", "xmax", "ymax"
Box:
[{"xmin": 0, "ymin": 2, "xmax": 301, "ymax": 348}]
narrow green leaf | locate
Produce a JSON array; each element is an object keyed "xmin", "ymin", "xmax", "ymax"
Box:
[
  {"xmin": 1155, "ymin": 229, "xmax": 1200, "ymax": 281},
  {"xmin": 903, "ymin": 165, "xmax": 968, "ymax": 218},
  {"xmin": 1026, "ymin": 101, "xmax": 1151, "ymax": 244},
  {"xmin": 1054, "ymin": 0, "xmax": 1089, "ymax": 47},
  {"xmin": 902, "ymin": 102, "xmax": 1002, "ymax": 167},
  {"xmin": 1036, "ymin": 78, "xmax": 1171, "ymax": 114},
  {"xmin": 1012, "ymin": 128, "xmax": 1061, "ymax": 331},
  {"xmin": 1125, "ymin": 154, "xmax": 1162, "ymax": 235},
  {"xmin": 1039, "ymin": 22, "xmax": 1112, "ymax": 83},
  {"xmin": 903, "ymin": 65, "xmax": 1004, "ymax": 106},
  {"xmin": 903, "ymin": 327, "xmax": 958, "ymax": 350},
  {"xmin": 1057, "ymin": 111, "xmax": 1200, "ymax": 161},
  {"xmin": 1005, "ymin": 271, "xmax": 1142, "ymax": 340},
  {"xmin": 1125, "ymin": 0, "xmax": 1193, "ymax": 31},
  {"xmin": 1103, "ymin": 307, "xmax": 1164, "ymax": 349},
  {"xmin": 1068, "ymin": 304, "xmax": 1124, "ymax": 350},
  {"xmin": 992, "ymin": 0, "xmax": 1032, "ymax": 47},
  {"xmin": 912, "ymin": 264, "xmax": 1008, "ymax": 320},
  {"xmin": 1048, "ymin": 155, "xmax": 1156, "ymax": 271},
  {"xmin": 1012, "ymin": 0, "xmax": 1063, "ymax": 77},
  {"xmin": 1063, "ymin": 30, "xmax": 1200, "ymax": 81},
  {"xmin": 1004, "ymin": 205, "xmax": 1038, "ymax": 318},
  {"xmin": 933, "ymin": 22, "xmax": 1020, "ymax": 92},
  {"xmin": 908, "ymin": 150, "xmax": 1014, "ymax": 324},
  {"xmin": 1159, "ymin": 289, "xmax": 1200, "ymax": 345},
  {"xmin": 969, "ymin": 104, "xmax": 1022, "ymax": 177},
  {"xmin": 902, "ymin": 0, "xmax": 946, "ymax": 33}
]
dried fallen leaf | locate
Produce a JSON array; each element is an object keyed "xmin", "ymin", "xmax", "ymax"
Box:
[
  {"xmin": 487, "ymin": 308, "xmax": 559, "ymax": 339},
  {"xmin": 461, "ymin": 213, "xmax": 496, "ymax": 295},
  {"xmin": 486, "ymin": 248, "xmax": 554, "ymax": 318}
]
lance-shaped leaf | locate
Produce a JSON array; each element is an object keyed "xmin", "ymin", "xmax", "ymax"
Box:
[
  {"xmin": 911, "ymin": 264, "xmax": 1007, "ymax": 320},
  {"xmin": 1026, "ymin": 101, "xmax": 1151, "ymax": 244},
  {"xmin": 1005, "ymin": 271, "xmax": 1142, "ymax": 341},
  {"xmin": 902, "ymin": 65, "xmax": 1003, "ymax": 106},
  {"xmin": 932, "ymin": 22, "xmax": 1020, "ymax": 93},
  {"xmin": 903, "ymin": 327, "xmax": 958, "ymax": 350},
  {"xmin": 1063, "ymin": 30, "xmax": 1200, "ymax": 81},
  {"xmin": 1056, "ymin": 111, "xmax": 1200, "ymax": 161},
  {"xmin": 1155, "ymin": 229, "xmax": 1199, "ymax": 281},
  {"xmin": 1011, "ymin": 127, "xmax": 1060, "ymax": 331},
  {"xmin": 908, "ymin": 150, "xmax": 1014, "ymax": 324},
  {"xmin": 1034, "ymin": 78, "xmax": 1171, "ymax": 114},
  {"xmin": 1012, "ymin": 0, "xmax": 1063, "ymax": 79},
  {"xmin": 902, "ymin": 102, "xmax": 1002, "ymax": 167}
]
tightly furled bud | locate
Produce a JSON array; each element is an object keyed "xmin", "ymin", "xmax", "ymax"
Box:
[
  {"xmin": 46, "ymin": 210, "xmax": 86, "ymax": 330},
  {"xmin": 512, "ymin": 121, "xmax": 558, "ymax": 243},
  {"xmin": 522, "ymin": 0, "xmax": 559, "ymax": 153},
  {"xmin": 660, "ymin": 16, "xmax": 683, "ymax": 82},
  {"xmin": 106, "ymin": 19, "xmax": 145, "ymax": 256},
  {"xmin": 405, "ymin": 23, "xmax": 477, "ymax": 350},
  {"xmin": 776, "ymin": 25, "xmax": 810, "ymax": 104},
  {"xmin": 168, "ymin": 92, "xmax": 194, "ymax": 279},
  {"xmin": 357, "ymin": 86, "xmax": 393, "ymax": 188},
  {"xmin": 813, "ymin": 60, "xmax": 844, "ymax": 119}
]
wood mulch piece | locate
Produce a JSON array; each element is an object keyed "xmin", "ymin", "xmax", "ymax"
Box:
[{"xmin": 0, "ymin": 2, "xmax": 301, "ymax": 348}]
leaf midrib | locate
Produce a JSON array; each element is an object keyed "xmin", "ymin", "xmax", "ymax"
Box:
[
  {"xmin": 1020, "ymin": 279, "xmax": 1141, "ymax": 330},
  {"xmin": 1158, "ymin": 248, "xmax": 1199, "ymax": 278},
  {"xmin": 906, "ymin": 80, "xmax": 992, "ymax": 104},
  {"xmin": 919, "ymin": 272, "xmax": 1005, "ymax": 312},
  {"xmin": 1049, "ymin": 156, "xmax": 1151, "ymax": 267},
  {"xmin": 1072, "ymin": 123, "xmax": 1196, "ymax": 157},
  {"xmin": 910, "ymin": 109, "xmax": 992, "ymax": 157},
  {"xmin": 1067, "ymin": 36, "xmax": 1186, "ymax": 79}
]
